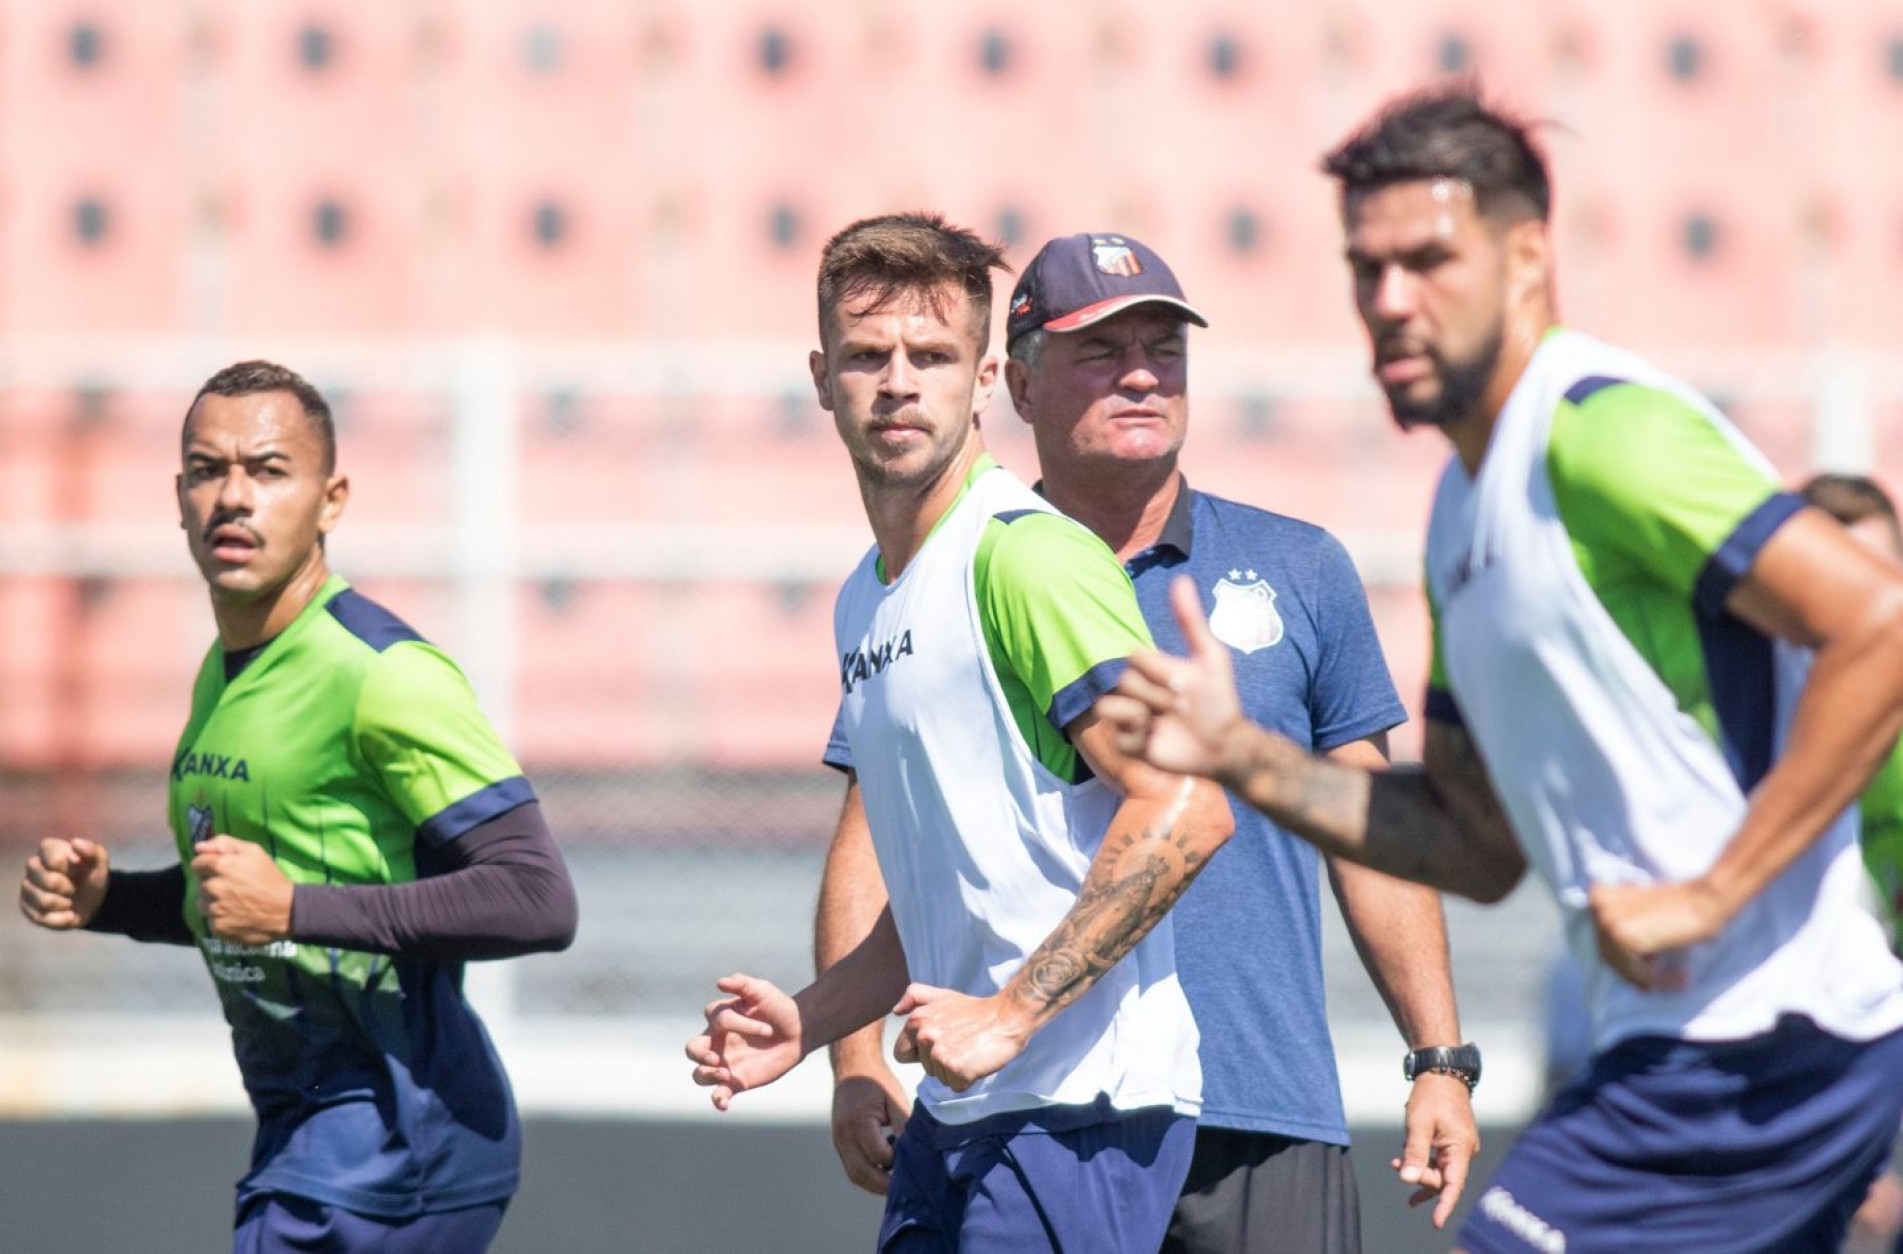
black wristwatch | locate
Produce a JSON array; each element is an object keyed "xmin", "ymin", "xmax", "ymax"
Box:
[{"xmin": 1403, "ymin": 1043, "xmax": 1482, "ymax": 1091}]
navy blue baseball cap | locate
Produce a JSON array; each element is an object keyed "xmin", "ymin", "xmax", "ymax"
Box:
[{"xmin": 1006, "ymin": 232, "xmax": 1208, "ymax": 347}]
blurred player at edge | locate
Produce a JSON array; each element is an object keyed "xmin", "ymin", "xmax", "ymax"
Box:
[
  {"xmin": 685, "ymin": 213, "xmax": 1234, "ymax": 1253},
  {"xmin": 1801, "ymin": 473, "xmax": 1903, "ymax": 1253},
  {"xmin": 816, "ymin": 229, "xmax": 1480, "ymax": 1253},
  {"xmin": 1097, "ymin": 86, "xmax": 1903, "ymax": 1254},
  {"xmin": 19, "ymin": 361, "xmax": 578, "ymax": 1253},
  {"xmin": 1800, "ymin": 473, "xmax": 1903, "ymax": 950}
]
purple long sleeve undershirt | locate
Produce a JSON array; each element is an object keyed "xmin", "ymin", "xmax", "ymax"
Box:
[{"xmin": 85, "ymin": 802, "xmax": 577, "ymax": 962}]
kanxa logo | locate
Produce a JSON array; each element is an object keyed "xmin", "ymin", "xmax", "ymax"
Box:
[
  {"xmin": 841, "ymin": 630, "xmax": 915, "ymax": 694},
  {"xmin": 173, "ymin": 750, "xmax": 251, "ymax": 782}
]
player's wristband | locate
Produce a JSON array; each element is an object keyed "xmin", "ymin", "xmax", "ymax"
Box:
[{"xmin": 1402, "ymin": 1042, "xmax": 1482, "ymax": 1091}]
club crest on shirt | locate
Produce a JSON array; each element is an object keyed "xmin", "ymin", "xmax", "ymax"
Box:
[
  {"xmin": 1091, "ymin": 237, "xmax": 1142, "ymax": 277},
  {"xmin": 187, "ymin": 802, "xmax": 215, "ymax": 845},
  {"xmin": 1208, "ymin": 570, "xmax": 1283, "ymax": 654}
]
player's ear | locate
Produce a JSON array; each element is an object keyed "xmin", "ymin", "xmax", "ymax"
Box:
[
  {"xmin": 1504, "ymin": 217, "xmax": 1550, "ymax": 308},
  {"xmin": 1003, "ymin": 357, "xmax": 1034, "ymax": 423},
  {"xmin": 175, "ymin": 472, "xmax": 188, "ymax": 529},
  {"xmin": 808, "ymin": 348, "xmax": 834, "ymax": 413},
  {"xmin": 318, "ymin": 474, "xmax": 349, "ymax": 537},
  {"xmin": 971, "ymin": 351, "xmax": 1000, "ymax": 418}
]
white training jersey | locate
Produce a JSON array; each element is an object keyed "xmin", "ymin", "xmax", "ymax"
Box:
[
  {"xmin": 1425, "ymin": 329, "xmax": 1903, "ymax": 1051},
  {"xmin": 833, "ymin": 462, "xmax": 1201, "ymax": 1124}
]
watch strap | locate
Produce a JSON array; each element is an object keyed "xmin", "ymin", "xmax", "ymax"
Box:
[{"xmin": 1403, "ymin": 1042, "xmax": 1482, "ymax": 1090}]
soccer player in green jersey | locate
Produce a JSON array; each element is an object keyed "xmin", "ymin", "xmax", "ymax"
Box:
[{"xmin": 18, "ymin": 361, "xmax": 577, "ymax": 1253}]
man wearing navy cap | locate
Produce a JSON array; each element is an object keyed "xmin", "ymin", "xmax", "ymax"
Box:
[{"xmin": 817, "ymin": 231, "xmax": 1480, "ymax": 1253}]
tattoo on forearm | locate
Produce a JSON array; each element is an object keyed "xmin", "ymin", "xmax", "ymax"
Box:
[
  {"xmin": 1241, "ymin": 725, "xmax": 1515, "ymax": 897},
  {"xmin": 1269, "ymin": 745, "xmax": 1366, "ymax": 837},
  {"xmin": 1011, "ymin": 813, "xmax": 1209, "ymax": 1019}
]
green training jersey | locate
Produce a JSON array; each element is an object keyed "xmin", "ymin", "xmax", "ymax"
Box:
[{"xmin": 169, "ymin": 575, "xmax": 529, "ymax": 1217}]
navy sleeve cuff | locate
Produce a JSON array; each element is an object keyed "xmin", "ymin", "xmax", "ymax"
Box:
[
  {"xmin": 1693, "ymin": 492, "xmax": 1807, "ymax": 617},
  {"xmin": 1424, "ymin": 687, "xmax": 1465, "ymax": 728},
  {"xmin": 1313, "ymin": 704, "xmax": 1408, "ymax": 753},
  {"xmin": 1048, "ymin": 657, "xmax": 1129, "ymax": 732},
  {"xmin": 416, "ymin": 776, "xmax": 536, "ymax": 846}
]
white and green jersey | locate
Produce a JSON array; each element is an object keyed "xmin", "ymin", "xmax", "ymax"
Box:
[
  {"xmin": 1425, "ymin": 329, "xmax": 1903, "ymax": 1051},
  {"xmin": 830, "ymin": 457, "xmax": 1201, "ymax": 1124}
]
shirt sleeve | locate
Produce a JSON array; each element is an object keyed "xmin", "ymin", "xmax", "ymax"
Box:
[
  {"xmin": 974, "ymin": 510, "xmax": 1154, "ymax": 732},
  {"xmin": 1546, "ymin": 381, "xmax": 1804, "ymax": 613},
  {"xmin": 290, "ymin": 801, "xmax": 577, "ymax": 960},
  {"xmin": 822, "ymin": 700, "xmax": 852, "ymax": 773},
  {"xmin": 1305, "ymin": 533, "xmax": 1407, "ymax": 751},
  {"xmin": 85, "ymin": 863, "xmax": 194, "ymax": 946},
  {"xmin": 355, "ymin": 643, "xmax": 535, "ymax": 847}
]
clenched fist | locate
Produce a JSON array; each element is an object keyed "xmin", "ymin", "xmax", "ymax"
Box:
[
  {"xmin": 20, "ymin": 838, "xmax": 111, "ymax": 930},
  {"xmin": 192, "ymin": 836, "xmax": 293, "ymax": 946}
]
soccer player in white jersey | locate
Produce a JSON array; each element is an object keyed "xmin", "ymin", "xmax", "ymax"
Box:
[
  {"xmin": 1098, "ymin": 85, "xmax": 1903, "ymax": 1253},
  {"xmin": 685, "ymin": 213, "xmax": 1234, "ymax": 1253}
]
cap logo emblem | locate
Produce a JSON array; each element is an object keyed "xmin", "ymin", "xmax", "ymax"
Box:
[
  {"xmin": 1091, "ymin": 240, "xmax": 1143, "ymax": 277},
  {"xmin": 1011, "ymin": 293, "xmax": 1033, "ymax": 317}
]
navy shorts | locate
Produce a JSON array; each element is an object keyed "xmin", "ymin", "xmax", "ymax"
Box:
[
  {"xmin": 1460, "ymin": 1016, "xmax": 1903, "ymax": 1254},
  {"xmin": 878, "ymin": 1097, "xmax": 1195, "ymax": 1253},
  {"xmin": 233, "ymin": 1193, "xmax": 508, "ymax": 1253}
]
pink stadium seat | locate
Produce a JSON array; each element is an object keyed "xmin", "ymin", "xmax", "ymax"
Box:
[
  {"xmin": 1561, "ymin": 5, "xmax": 1806, "ymax": 347},
  {"xmin": 205, "ymin": 2, "xmax": 424, "ymax": 335},
  {"xmin": 686, "ymin": 397, "xmax": 867, "ymax": 530},
  {"xmin": 511, "ymin": 581, "xmax": 668, "ymax": 767},
  {"xmin": 684, "ymin": 581, "xmax": 842, "ymax": 769},
  {"xmin": 423, "ymin": 2, "xmax": 649, "ymax": 336},
  {"xmin": 0, "ymin": 577, "xmax": 65, "ymax": 768},
  {"xmin": 0, "ymin": 392, "xmax": 73, "ymax": 524},
  {"xmin": 1808, "ymin": 0, "xmax": 1903, "ymax": 345},
  {"xmin": 515, "ymin": 393, "xmax": 666, "ymax": 526},
  {"xmin": 60, "ymin": 578, "xmax": 202, "ymax": 766},
  {"xmin": 33, "ymin": 391, "xmax": 182, "ymax": 527},
  {"xmin": 0, "ymin": 3, "xmax": 191, "ymax": 334},
  {"xmin": 331, "ymin": 391, "xmax": 457, "ymax": 526}
]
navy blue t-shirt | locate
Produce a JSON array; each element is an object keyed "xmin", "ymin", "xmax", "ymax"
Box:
[{"xmin": 1128, "ymin": 486, "xmax": 1405, "ymax": 1143}]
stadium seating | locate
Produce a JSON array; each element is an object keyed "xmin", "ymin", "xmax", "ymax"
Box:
[{"xmin": 0, "ymin": 0, "xmax": 1891, "ymax": 783}]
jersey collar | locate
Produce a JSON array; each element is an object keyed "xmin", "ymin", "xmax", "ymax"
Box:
[
  {"xmin": 213, "ymin": 573, "xmax": 352, "ymax": 694},
  {"xmin": 872, "ymin": 453, "xmax": 999, "ymax": 584}
]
